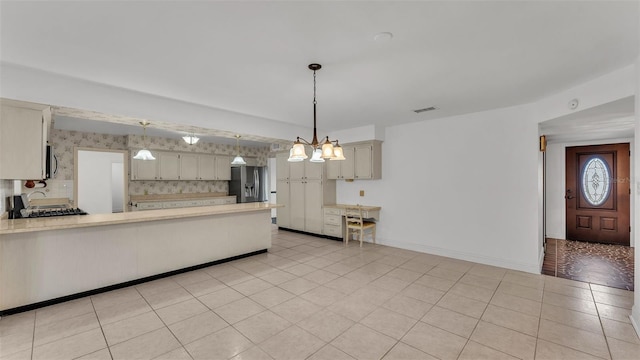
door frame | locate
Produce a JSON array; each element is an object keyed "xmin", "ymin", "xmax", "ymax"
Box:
[
  {"xmin": 74, "ymin": 147, "xmax": 129, "ymax": 212},
  {"xmin": 543, "ymin": 137, "xmax": 635, "ymax": 248}
]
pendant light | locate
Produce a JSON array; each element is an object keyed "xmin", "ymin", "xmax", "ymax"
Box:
[
  {"xmin": 133, "ymin": 121, "xmax": 156, "ymax": 160},
  {"xmin": 231, "ymin": 135, "xmax": 246, "ymax": 165},
  {"xmin": 182, "ymin": 134, "xmax": 200, "ymax": 145},
  {"xmin": 288, "ymin": 63, "xmax": 345, "ymax": 163}
]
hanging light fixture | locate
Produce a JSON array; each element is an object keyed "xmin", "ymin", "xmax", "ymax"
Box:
[
  {"xmin": 133, "ymin": 121, "xmax": 156, "ymax": 160},
  {"xmin": 231, "ymin": 135, "xmax": 247, "ymax": 165},
  {"xmin": 182, "ymin": 134, "xmax": 200, "ymax": 145},
  {"xmin": 288, "ymin": 63, "xmax": 345, "ymax": 163}
]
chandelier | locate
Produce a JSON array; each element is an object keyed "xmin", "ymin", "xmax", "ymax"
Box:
[
  {"xmin": 288, "ymin": 63, "xmax": 345, "ymax": 163},
  {"xmin": 133, "ymin": 121, "xmax": 155, "ymax": 160},
  {"xmin": 231, "ymin": 134, "xmax": 246, "ymax": 165}
]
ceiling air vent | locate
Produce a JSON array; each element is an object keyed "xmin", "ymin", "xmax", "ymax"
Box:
[{"xmin": 413, "ymin": 106, "xmax": 438, "ymax": 114}]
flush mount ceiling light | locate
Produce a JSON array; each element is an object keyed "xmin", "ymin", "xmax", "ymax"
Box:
[
  {"xmin": 182, "ymin": 134, "xmax": 200, "ymax": 145},
  {"xmin": 288, "ymin": 63, "xmax": 345, "ymax": 163},
  {"xmin": 133, "ymin": 121, "xmax": 156, "ymax": 161},
  {"xmin": 231, "ymin": 135, "xmax": 246, "ymax": 166}
]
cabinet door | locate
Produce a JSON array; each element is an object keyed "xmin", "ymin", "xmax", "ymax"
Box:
[
  {"xmin": 289, "ymin": 180, "xmax": 305, "ymax": 230},
  {"xmin": 180, "ymin": 153, "xmax": 199, "ymax": 180},
  {"xmin": 276, "ymin": 179, "xmax": 290, "ymax": 228},
  {"xmin": 326, "ymin": 159, "xmax": 341, "ymax": 179},
  {"xmin": 305, "ymin": 161, "xmax": 323, "ymax": 180},
  {"xmin": 304, "ymin": 180, "xmax": 323, "ymax": 233},
  {"xmin": 289, "ymin": 160, "xmax": 305, "ymax": 180},
  {"xmin": 0, "ymin": 105, "xmax": 45, "ymax": 179},
  {"xmin": 354, "ymin": 145, "xmax": 372, "ymax": 179},
  {"xmin": 198, "ymin": 154, "xmax": 216, "ymax": 180},
  {"xmin": 158, "ymin": 152, "xmax": 180, "ymax": 180},
  {"xmin": 132, "ymin": 152, "xmax": 158, "ymax": 180},
  {"xmin": 340, "ymin": 147, "xmax": 355, "ymax": 179},
  {"xmin": 215, "ymin": 155, "xmax": 231, "ymax": 180},
  {"xmin": 276, "ymin": 152, "xmax": 290, "ymax": 180}
]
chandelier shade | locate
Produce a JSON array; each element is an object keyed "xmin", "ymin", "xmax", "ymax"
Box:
[
  {"xmin": 288, "ymin": 63, "xmax": 345, "ymax": 163},
  {"xmin": 231, "ymin": 135, "xmax": 247, "ymax": 165},
  {"xmin": 182, "ymin": 134, "xmax": 200, "ymax": 145},
  {"xmin": 133, "ymin": 121, "xmax": 156, "ymax": 161}
]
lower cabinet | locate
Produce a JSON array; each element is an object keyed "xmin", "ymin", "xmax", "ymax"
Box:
[
  {"xmin": 276, "ymin": 180, "xmax": 291, "ymax": 228},
  {"xmin": 323, "ymin": 207, "xmax": 343, "ymax": 238},
  {"xmin": 277, "ymin": 178, "xmax": 335, "ymax": 235},
  {"xmin": 132, "ymin": 196, "xmax": 236, "ymax": 211}
]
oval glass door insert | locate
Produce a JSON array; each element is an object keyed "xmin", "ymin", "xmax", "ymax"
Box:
[{"xmin": 581, "ymin": 157, "xmax": 611, "ymax": 206}]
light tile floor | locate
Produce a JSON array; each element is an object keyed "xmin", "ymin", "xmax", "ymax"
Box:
[{"xmin": 1, "ymin": 226, "xmax": 639, "ymax": 360}]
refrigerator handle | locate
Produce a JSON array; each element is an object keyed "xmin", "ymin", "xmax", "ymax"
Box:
[{"xmin": 254, "ymin": 169, "xmax": 259, "ymax": 200}]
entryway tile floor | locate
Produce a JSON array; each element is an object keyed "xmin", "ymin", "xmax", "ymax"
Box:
[
  {"xmin": 1, "ymin": 227, "xmax": 638, "ymax": 360},
  {"xmin": 542, "ymin": 238, "xmax": 634, "ymax": 291}
]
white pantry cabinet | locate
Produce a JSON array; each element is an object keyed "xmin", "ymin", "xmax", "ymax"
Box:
[
  {"xmin": 275, "ymin": 152, "xmax": 335, "ymax": 235},
  {"xmin": 0, "ymin": 99, "xmax": 51, "ymax": 180}
]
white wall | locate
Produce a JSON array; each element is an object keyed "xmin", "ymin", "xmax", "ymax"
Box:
[
  {"xmin": 338, "ymin": 105, "xmax": 543, "ymax": 273},
  {"xmin": 545, "ymin": 138, "xmax": 634, "ymax": 243},
  {"xmin": 0, "ymin": 63, "xmax": 309, "ymax": 143},
  {"xmin": 77, "ymin": 150, "xmax": 124, "ymax": 215}
]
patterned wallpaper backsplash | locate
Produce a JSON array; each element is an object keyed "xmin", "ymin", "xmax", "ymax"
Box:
[{"xmin": 49, "ymin": 129, "xmax": 270, "ymax": 197}]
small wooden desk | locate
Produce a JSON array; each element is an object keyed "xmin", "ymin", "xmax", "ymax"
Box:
[{"xmin": 323, "ymin": 204, "xmax": 382, "ymax": 242}]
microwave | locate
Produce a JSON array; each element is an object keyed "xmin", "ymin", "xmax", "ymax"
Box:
[{"xmin": 45, "ymin": 145, "xmax": 57, "ymax": 179}]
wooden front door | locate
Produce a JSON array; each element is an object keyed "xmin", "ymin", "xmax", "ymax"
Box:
[{"xmin": 565, "ymin": 143, "xmax": 630, "ymax": 246}]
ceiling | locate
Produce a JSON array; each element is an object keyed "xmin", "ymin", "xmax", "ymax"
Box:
[{"xmin": 0, "ymin": 1, "xmax": 638, "ymax": 143}]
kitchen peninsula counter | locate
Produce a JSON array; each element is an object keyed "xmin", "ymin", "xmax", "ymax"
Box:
[
  {"xmin": 1, "ymin": 202, "xmax": 279, "ymax": 235},
  {"xmin": 0, "ymin": 203, "xmax": 281, "ymax": 314}
]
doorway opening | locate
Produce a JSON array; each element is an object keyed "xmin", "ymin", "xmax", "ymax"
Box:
[
  {"xmin": 74, "ymin": 148, "xmax": 128, "ymax": 215},
  {"xmin": 539, "ymin": 96, "xmax": 635, "ymax": 291}
]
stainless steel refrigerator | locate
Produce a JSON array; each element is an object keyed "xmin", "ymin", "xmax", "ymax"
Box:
[{"xmin": 229, "ymin": 166, "xmax": 268, "ymax": 203}]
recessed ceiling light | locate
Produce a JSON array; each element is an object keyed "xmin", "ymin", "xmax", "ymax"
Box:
[{"xmin": 374, "ymin": 32, "xmax": 393, "ymax": 42}]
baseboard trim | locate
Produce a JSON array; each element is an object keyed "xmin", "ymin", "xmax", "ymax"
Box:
[
  {"xmin": 277, "ymin": 227, "xmax": 342, "ymax": 242},
  {"xmin": 0, "ymin": 249, "xmax": 268, "ymax": 317},
  {"xmin": 375, "ymin": 237, "xmax": 540, "ymax": 274},
  {"xmin": 630, "ymin": 314, "xmax": 640, "ymax": 340}
]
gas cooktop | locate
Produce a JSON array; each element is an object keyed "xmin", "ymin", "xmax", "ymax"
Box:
[{"xmin": 28, "ymin": 208, "xmax": 88, "ymax": 218}]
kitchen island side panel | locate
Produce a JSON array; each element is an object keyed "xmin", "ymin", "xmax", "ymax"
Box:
[{"xmin": 0, "ymin": 210, "xmax": 271, "ymax": 311}]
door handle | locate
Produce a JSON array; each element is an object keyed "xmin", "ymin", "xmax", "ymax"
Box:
[{"xmin": 565, "ymin": 195, "xmax": 575, "ymax": 199}]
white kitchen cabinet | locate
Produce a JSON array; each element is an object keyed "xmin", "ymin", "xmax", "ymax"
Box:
[
  {"xmin": 180, "ymin": 153, "xmax": 199, "ymax": 180},
  {"xmin": 131, "ymin": 151, "xmax": 159, "ymax": 180},
  {"xmin": 276, "ymin": 179, "xmax": 290, "ymax": 228},
  {"xmin": 158, "ymin": 152, "xmax": 180, "ymax": 180},
  {"xmin": 327, "ymin": 141, "xmax": 382, "ymax": 180},
  {"xmin": 289, "ymin": 180, "xmax": 306, "ymax": 230},
  {"xmin": 276, "ymin": 152, "xmax": 290, "ymax": 180},
  {"xmin": 197, "ymin": 154, "xmax": 216, "ymax": 180},
  {"xmin": 214, "ymin": 155, "xmax": 231, "ymax": 180},
  {"xmin": 304, "ymin": 180, "xmax": 324, "ymax": 233},
  {"xmin": 274, "ymin": 151, "xmax": 336, "ymax": 235},
  {"xmin": 0, "ymin": 99, "xmax": 50, "ymax": 180},
  {"xmin": 326, "ymin": 146, "xmax": 355, "ymax": 180}
]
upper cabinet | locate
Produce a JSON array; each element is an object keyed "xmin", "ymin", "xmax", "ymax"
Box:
[
  {"xmin": 276, "ymin": 152, "xmax": 290, "ymax": 180},
  {"xmin": 0, "ymin": 99, "xmax": 51, "ymax": 180},
  {"xmin": 214, "ymin": 155, "xmax": 231, "ymax": 180},
  {"xmin": 327, "ymin": 141, "xmax": 382, "ymax": 180},
  {"xmin": 326, "ymin": 146, "xmax": 355, "ymax": 180},
  {"xmin": 131, "ymin": 151, "xmax": 231, "ymax": 181}
]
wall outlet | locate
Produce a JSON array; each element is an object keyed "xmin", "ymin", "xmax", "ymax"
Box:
[{"xmin": 359, "ymin": 190, "xmax": 365, "ymax": 197}]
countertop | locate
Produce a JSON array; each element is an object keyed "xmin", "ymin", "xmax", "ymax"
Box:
[
  {"xmin": 1, "ymin": 203, "xmax": 282, "ymax": 235},
  {"xmin": 324, "ymin": 204, "xmax": 382, "ymax": 211}
]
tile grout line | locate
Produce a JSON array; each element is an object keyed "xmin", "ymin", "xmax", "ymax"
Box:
[{"xmin": 88, "ymin": 297, "xmax": 114, "ymax": 360}]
